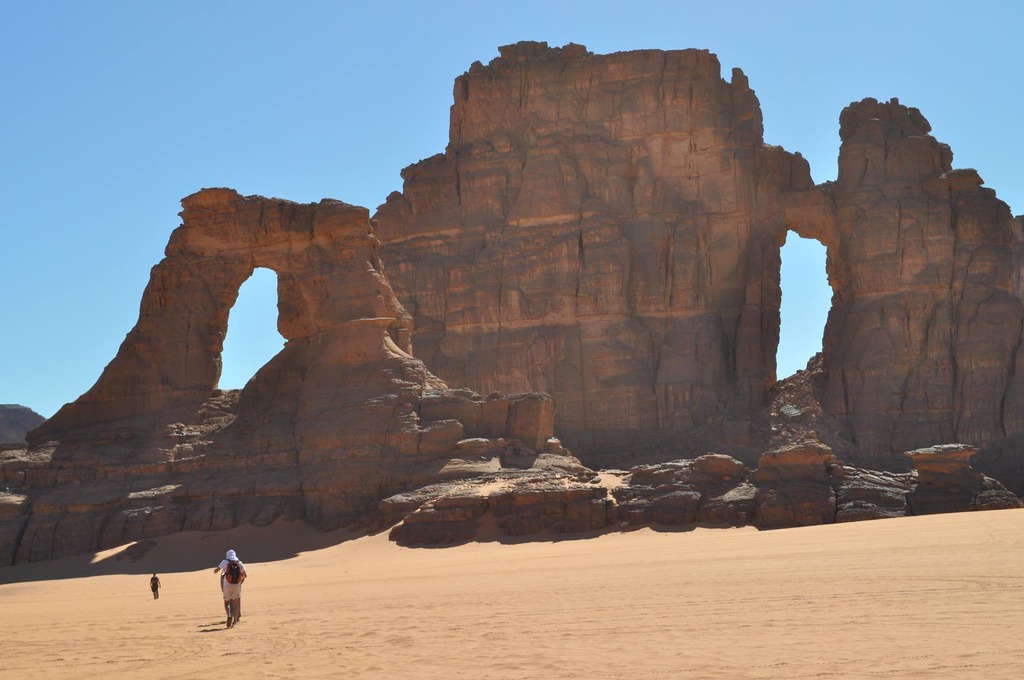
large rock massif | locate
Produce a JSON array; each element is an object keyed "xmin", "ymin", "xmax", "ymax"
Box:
[
  {"xmin": 1, "ymin": 189, "xmax": 568, "ymax": 563},
  {"xmin": 4, "ymin": 43, "xmax": 1023, "ymax": 563},
  {"xmin": 376, "ymin": 42, "xmax": 826, "ymax": 462},
  {"xmin": 376, "ymin": 42, "xmax": 1024, "ymax": 485}
]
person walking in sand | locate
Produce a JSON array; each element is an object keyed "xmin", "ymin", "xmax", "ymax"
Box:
[
  {"xmin": 150, "ymin": 573, "xmax": 161, "ymax": 599},
  {"xmin": 213, "ymin": 549, "xmax": 247, "ymax": 628}
]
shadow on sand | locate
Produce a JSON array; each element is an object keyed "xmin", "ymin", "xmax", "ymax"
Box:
[
  {"xmin": 196, "ymin": 620, "xmax": 233, "ymax": 633},
  {"xmin": 400, "ymin": 515, "xmax": 754, "ymax": 550},
  {"xmin": 0, "ymin": 515, "xmax": 757, "ymax": 585},
  {"xmin": 0, "ymin": 519, "xmax": 375, "ymax": 585}
]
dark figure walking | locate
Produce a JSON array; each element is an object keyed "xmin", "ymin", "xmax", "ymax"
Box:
[{"xmin": 150, "ymin": 573, "xmax": 161, "ymax": 599}]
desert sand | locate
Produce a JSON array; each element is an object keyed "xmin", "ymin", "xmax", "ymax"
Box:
[{"xmin": 1, "ymin": 510, "xmax": 1022, "ymax": 679}]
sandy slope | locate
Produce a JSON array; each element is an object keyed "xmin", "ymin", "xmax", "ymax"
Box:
[{"xmin": 1, "ymin": 510, "xmax": 1023, "ymax": 679}]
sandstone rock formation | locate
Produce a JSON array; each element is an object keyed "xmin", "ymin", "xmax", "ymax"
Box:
[
  {"xmin": 5, "ymin": 43, "xmax": 1023, "ymax": 565},
  {"xmin": 1, "ymin": 189, "xmax": 569, "ymax": 564},
  {"xmin": 752, "ymin": 442, "xmax": 837, "ymax": 529},
  {"xmin": 376, "ymin": 43, "xmax": 1024, "ymax": 490},
  {"xmin": 381, "ymin": 443, "xmax": 1020, "ymax": 547},
  {"xmin": 0, "ymin": 405, "xmax": 44, "ymax": 443},
  {"xmin": 612, "ymin": 453, "xmax": 755, "ymax": 526},
  {"xmin": 905, "ymin": 444, "xmax": 1020, "ymax": 515},
  {"xmin": 375, "ymin": 41, "xmax": 826, "ymax": 465}
]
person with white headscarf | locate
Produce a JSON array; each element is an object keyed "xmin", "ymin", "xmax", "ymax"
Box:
[{"xmin": 213, "ymin": 548, "xmax": 248, "ymax": 628}]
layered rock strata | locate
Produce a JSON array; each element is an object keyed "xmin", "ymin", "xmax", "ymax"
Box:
[
  {"xmin": 375, "ymin": 41, "xmax": 826, "ymax": 463},
  {"xmin": 383, "ymin": 442, "xmax": 1020, "ymax": 546},
  {"xmin": 1, "ymin": 189, "xmax": 568, "ymax": 564}
]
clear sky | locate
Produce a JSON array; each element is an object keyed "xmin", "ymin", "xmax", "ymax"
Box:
[{"xmin": 3, "ymin": 1, "xmax": 1022, "ymax": 418}]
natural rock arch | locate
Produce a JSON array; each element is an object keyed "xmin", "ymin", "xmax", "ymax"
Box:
[
  {"xmin": 33, "ymin": 188, "xmax": 413, "ymax": 440},
  {"xmin": 8, "ymin": 188, "xmax": 562, "ymax": 562}
]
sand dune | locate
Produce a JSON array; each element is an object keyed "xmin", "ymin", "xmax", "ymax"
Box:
[{"xmin": 2, "ymin": 510, "xmax": 1023, "ymax": 679}]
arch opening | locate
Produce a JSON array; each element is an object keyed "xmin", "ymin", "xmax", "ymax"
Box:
[
  {"xmin": 777, "ymin": 232, "xmax": 831, "ymax": 380},
  {"xmin": 219, "ymin": 267, "xmax": 286, "ymax": 389}
]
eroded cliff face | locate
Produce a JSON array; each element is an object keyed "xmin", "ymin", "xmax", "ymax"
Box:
[
  {"xmin": 375, "ymin": 42, "xmax": 826, "ymax": 462},
  {"xmin": 2, "ymin": 189, "xmax": 568, "ymax": 563},
  {"xmin": 817, "ymin": 98, "xmax": 1024, "ymax": 471}
]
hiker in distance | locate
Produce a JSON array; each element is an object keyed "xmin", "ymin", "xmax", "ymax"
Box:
[
  {"xmin": 213, "ymin": 549, "xmax": 247, "ymax": 628},
  {"xmin": 150, "ymin": 573, "xmax": 161, "ymax": 599}
]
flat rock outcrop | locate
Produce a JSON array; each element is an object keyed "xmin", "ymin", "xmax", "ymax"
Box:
[
  {"xmin": 0, "ymin": 405, "xmax": 44, "ymax": 443},
  {"xmin": 2, "ymin": 189, "xmax": 569, "ymax": 564},
  {"xmin": 376, "ymin": 41, "xmax": 826, "ymax": 464}
]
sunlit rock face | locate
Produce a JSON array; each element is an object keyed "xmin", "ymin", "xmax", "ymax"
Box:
[
  {"xmin": 4, "ymin": 190, "xmax": 566, "ymax": 563},
  {"xmin": 376, "ymin": 41, "xmax": 826, "ymax": 463}
]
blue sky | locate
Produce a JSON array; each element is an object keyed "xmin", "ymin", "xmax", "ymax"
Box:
[{"xmin": 3, "ymin": 1, "xmax": 1022, "ymax": 418}]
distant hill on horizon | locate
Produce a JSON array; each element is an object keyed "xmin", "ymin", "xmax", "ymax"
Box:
[{"xmin": 0, "ymin": 404, "xmax": 45, "ymax": 444}]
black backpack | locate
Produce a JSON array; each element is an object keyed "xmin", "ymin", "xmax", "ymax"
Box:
[{"xmin": 225, "ymin": 560, "xmax": 242, "ymax": 584}]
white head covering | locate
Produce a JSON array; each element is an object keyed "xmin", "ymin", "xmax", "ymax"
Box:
[{"xmin": 226, "ymin": 549, "xmax": 237, "ymax": 561}]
